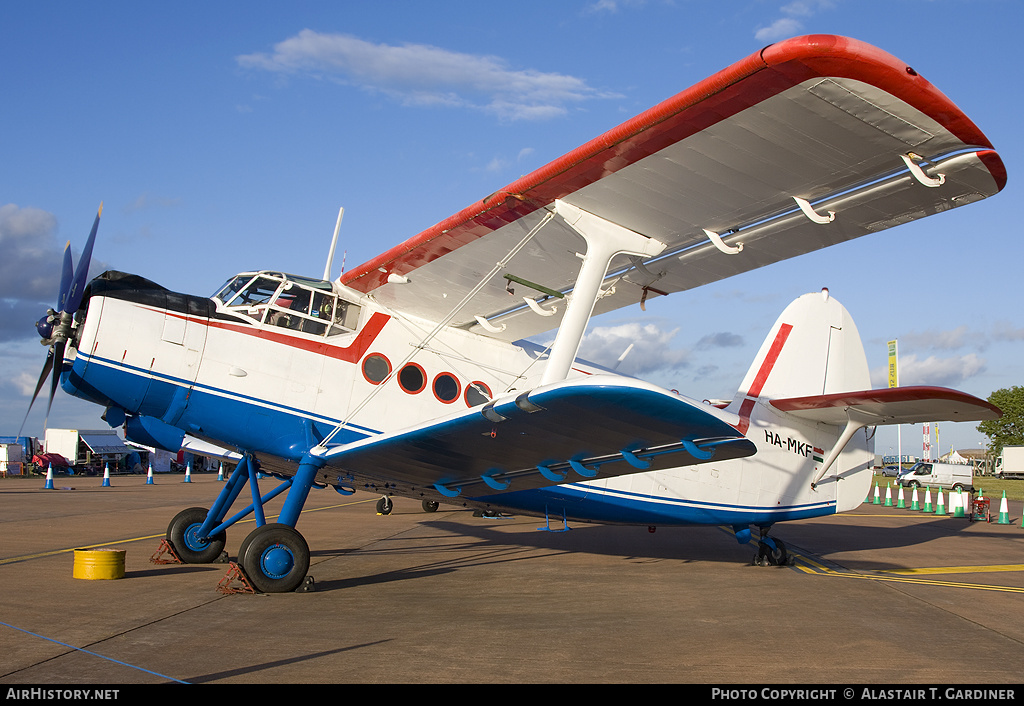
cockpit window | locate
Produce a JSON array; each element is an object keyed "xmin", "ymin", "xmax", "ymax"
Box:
[
  {"xmin": 212, "ymin": 275, "xmax": 254, "ymax": 305},
  {"xmin": 214, "ymin": 272, "xmax": 361, "ymax": 336},
  {"xmin": 265, "ymin": 284, "xmax": 361, "ymax": 336}
]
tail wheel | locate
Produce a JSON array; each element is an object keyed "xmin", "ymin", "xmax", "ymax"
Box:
[
  {"xmin": 239, "ymin": 523, "xmax": 309, "ymax": 593},
  {"xmin": 754, "ymin": 538, "xmax": 789, "ymax": 567},
  {"xmin": 376, "ymin": 496, "xmax": 393, "ymax": 515},
  {"xmin": 166, "ymin": 507, "xmax": 225, "ymax": 564},
  {"xmin": 421, "ymin": 500, "xmax": 439, "ymax": 513}
]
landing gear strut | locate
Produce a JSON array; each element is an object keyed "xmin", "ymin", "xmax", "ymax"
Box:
[{"xmin": 163, "ymin": 452, "xmax": 324, "ymax": 592}]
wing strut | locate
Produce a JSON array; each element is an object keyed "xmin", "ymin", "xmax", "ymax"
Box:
[{"xmin": 540, "ymin": 200, "xmax": 665, "ymax": 385}]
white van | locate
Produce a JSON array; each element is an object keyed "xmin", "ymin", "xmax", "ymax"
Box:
[{"xmin": 898, "ymin": 462, "xmax": 974, "ymax": 492}]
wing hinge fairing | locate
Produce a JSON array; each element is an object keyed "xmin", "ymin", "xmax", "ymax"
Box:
[
  {"xmin": 433, "ymin": 435, "xmax": 748, "ymax": 498},
  {"xmin": 477, "ymin": 149, "xmax": 974, "ymax": 343}
]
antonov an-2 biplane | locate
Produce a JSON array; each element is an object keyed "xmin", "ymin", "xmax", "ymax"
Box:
[{"xmin": 28, "ymin": 35, "xmax": 1005, "ymax": 592}]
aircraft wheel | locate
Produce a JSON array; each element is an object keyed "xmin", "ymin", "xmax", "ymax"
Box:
[
  {"xmin": 239, "ymin": 523, "xmax": 309, "ymax": 593},
  {"xmin": 770, "ymin": 538, "xmax": 789, "ymax": 566},
  {"xmin": 166, "ymin": 507, "xmax": 225, "ymax": 564},
  {"xmin": 376, "ymin": 496, "xmax": 393, "ymax": 515},
  {"xmin": 421, "ymin": 499, "xmax": 439, "ymax": 513}
]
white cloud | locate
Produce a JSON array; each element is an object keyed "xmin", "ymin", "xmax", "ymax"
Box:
[
  {"xmin": 0, "ymin": 204, "xmax": 111, "ymax": 342},
  {"xmin": 238, "ymin": 30, "xmax": 615, "ymax": 122},
  {"xmin": 871, "ymin": 353, "xmax": 986, "ymax": 388},
  {"xmin": 755, "ymin": 0, "xmax": 837, "ymax": 42},
  {"xmin": 755, "ymin": 18, "xmax": 804, "ymax": 42},
  {"xmin": 900, "ymin": 325, "xmax": 973, "ymax": 351},
  {"xmin": 578, "ymin": 321, "xmax": 691, "ymax": 375},
  {"xmin": 992, "ymin": 322, "xmax": 1024, "ymax": 342},
  {"xmin": 585, "ymin": 0, "xmax": 648, "ymax": 13},
  {"xmin": 695, "ymin": 331, "xmax": 744, "ymax": 350},
  {"xmin": 0, "ymin": 204, "xmax": 61, "ymax": 303}
]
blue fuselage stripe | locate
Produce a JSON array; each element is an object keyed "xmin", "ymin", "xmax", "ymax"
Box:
[{"xmin": 70, "ymin": 353, "xmax": 838, "ymax": 527}]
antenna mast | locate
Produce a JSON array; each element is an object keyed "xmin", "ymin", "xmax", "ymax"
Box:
[{"xmin": 323, "ymin": 207, "xmax": 344, "ymax": 281}]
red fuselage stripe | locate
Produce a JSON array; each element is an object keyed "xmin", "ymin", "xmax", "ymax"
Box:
[{"xmin": 144, "ymin": 305, "xmax": 390, "ymax": 363}]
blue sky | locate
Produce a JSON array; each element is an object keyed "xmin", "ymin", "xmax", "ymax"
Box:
[{"xmin": 2, "ymin": 0, "xmax": 1021, "ymax": 459}]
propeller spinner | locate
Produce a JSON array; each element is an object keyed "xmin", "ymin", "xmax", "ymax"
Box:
[{"xmin": 19, "ymin": 204, "xmax": 103, "ymax": 435}]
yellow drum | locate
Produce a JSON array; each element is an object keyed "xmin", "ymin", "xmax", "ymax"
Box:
[{"xmin": 73, "ymin": 548, "xmax": 126, "ymax": 580}]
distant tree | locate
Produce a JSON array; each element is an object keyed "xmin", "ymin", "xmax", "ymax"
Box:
[{"xmin": 977, "ymin": 385, "xmax": 1024, "ymax": 457}]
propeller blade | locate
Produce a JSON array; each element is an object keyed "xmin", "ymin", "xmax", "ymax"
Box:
[
  {"xmin": 44, "ymin": 340, "xmax": 67, "ymax": 427},
  {"xmin": 16, "ymin": 347, "xmax": 56, "ymax": 438},
  {"xmin": 63, "ymin": 203, "xmax": 102, "ymax": 314},
  {"xmin": 56, "ymin": 241, "xmax": 74, "ymax": 313}
]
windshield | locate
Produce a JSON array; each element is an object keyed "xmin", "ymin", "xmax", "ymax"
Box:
[
  {"xmin": 212, "ymin": 274, "xmax": 255, "ymax": 304},
  {"xmin": 214, "ymin": 272, "xmax": 361, "ymax": 336}
]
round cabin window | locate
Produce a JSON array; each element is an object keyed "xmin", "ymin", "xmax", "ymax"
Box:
[
  {"xmin": 465, "ymin": 381, "xmax": 491, "ymax": 407},
  {"xmin": 399, "ymin": 363, "xmax": 426, "ymax": 394},
  {"xmin": 362, "ymin": 353, "xmax": 391, "ymax": 384},
  {"xmin": 433, "ymin": 373, "xmax": 461, "ymax": 403}
]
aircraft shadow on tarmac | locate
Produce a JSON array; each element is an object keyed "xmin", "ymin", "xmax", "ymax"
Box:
[
  {"xmin": 185, "ymin": 642, "xmax": 391, "ymax": 684},
  {"xmin": 306, "ymin": 514, "xmax": 759, "ymax": 592},
  {"xmin": 303, "ymin": 509, "xmax": 1023, "ymax": 590}
]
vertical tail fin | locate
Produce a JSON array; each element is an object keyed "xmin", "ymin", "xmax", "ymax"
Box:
[{"xmin": 729, "ymin": 289, "xmax": 870, "ymax": 422}]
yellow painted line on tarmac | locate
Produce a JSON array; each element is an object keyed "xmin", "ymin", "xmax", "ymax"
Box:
[
  {"xmin": 790, "ymin": 553, "xmax": 1024, "ymax": 593},
  {"xmin": 0, "ymin": 497, "xmax": 374, "ymax": 567},
  {"xmin": 873, "ymin": 564, "xmax": 1024, "ymax": 576}
]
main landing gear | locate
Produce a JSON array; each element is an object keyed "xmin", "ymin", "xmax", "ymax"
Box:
[{"xmin": 164, "ymin": 452, "xmax": 323, "ymax": 593}]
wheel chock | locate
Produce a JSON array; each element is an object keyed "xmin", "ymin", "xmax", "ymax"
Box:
[
  {"xmin": 217, "ymin": 562, "xmax": 257, "ymax": 595},
  {"xmin": 216, "ymin": 563, "xmax": 315, "ymax": 594},
  {"xmin": 150, "ymin": 539, "xmax": 183, "ymax": 565}
]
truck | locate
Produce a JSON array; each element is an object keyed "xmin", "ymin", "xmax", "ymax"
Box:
[
  {"xmin": 0, "ymin": 436, "xmax": 39, "ymax": 461},
  {"xmin": 898, "ymin": 461, "xmax": 974, "ymax": 492},
  {"xmin": 994, "ymin": 446, "xmax": 1024, "ymax": 480},
  {"xmin": 0, "ymin": 443, "xmax": 25, "ymax": 476},
  {"xmin": 44, "ymin": 429, "xmax": 134, "ymax": 474}
]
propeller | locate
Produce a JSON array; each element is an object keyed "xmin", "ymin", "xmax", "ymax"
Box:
[{"xmin": 18, "ymin": 204, "xmax": 103, "ymax": 437}]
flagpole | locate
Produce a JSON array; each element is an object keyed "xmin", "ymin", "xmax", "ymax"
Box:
[{"xmin": 888, "ymin": 340, "xmax": 901, "ymax": 469}]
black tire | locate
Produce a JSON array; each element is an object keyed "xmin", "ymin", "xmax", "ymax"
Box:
[
  {"xmin": 421, "ymin": 499, "xmax": 439, "ymax": 513},
  {"xmin": 166, "ymin": 507, "xmax": 226, "ymax": 564},
  {"xmin": 376, "ymin": 496, "xmax": 393, "ymax": 515},
  {"xmin": 770, "ymin": 538, "xmax": 788, "ymax": 566},
  {"xmin": 239, "ymin": 523, "xmax": 310, "ymax": 593},
  {"xmin": 952, "ymin": 483, "xmax": 964, "ymax": 492}
]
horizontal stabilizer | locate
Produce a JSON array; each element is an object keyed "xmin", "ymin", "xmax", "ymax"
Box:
[
  {"xmin": 770, "ymin": 386, "xmax": 1001, "ymax": 426},
  {"xmin": 321, "ymin": 376, "xmax": 755, "ymax": 498}
]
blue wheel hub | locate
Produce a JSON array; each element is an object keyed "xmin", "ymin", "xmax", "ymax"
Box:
[
  {"xmin": 183, "ymin": 523, "xmax": 209, "ymax": 551},
  {"xmin": 260, "ymin": 544, "xmax": 295, "ymax": 579}
]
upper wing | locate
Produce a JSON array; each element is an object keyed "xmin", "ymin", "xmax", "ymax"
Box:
[
  {"xmin": 339, "ymin": 35, "xmax": 1005, "ymax": 341},
  {"xmin": 319, "ymin": 375, "xmax": 755, "ymax": 498},
  {"xmin": 770, "ymin": 386, "xmax": 1002, "ymax": 426}
]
